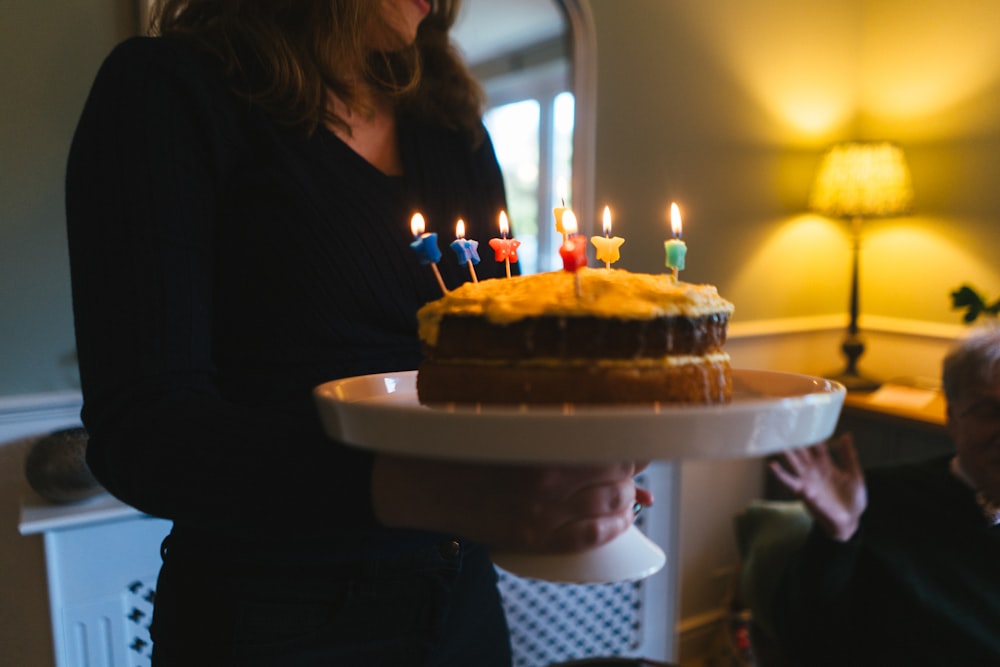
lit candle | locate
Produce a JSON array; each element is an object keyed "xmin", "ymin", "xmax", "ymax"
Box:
[
  {"xmin": 553, "ymin": 198, "xmax": 569, "ymax": 244},
  {"xmin": 488, "ymin": 210, "xmax": 520, "ymax": 278},
  {"xmin": 449, "ymin": 219, "xmax": 480, "ymax": 283},
  {"xmin": 558, "ymin": 209, "xmax": 587, "ymax": 297},
  {"xmin": 410, "ymin": 213, "xmax": 448, "ymax": 293},
  {"xmin": 664, "ymin": 202, "xmax": 687, "ymax": 282},
  {"xmin": 590, "ymin": 205, "xmax": 625, "ymax": 269}
]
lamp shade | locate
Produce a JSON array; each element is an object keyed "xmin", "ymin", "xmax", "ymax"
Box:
[{"xmin": 809, "ymin": 141, "xmax": 914, "ymax": 218}]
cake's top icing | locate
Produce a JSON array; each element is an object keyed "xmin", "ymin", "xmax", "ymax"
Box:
[{"xmin": 417, "ymin": 267, "xmax": 734, "ymax": 345}]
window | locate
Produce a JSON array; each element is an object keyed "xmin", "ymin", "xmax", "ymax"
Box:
[
  {"xmin": 481, "ymin": 64, "xmax": 574, "ymax": 274},
  {"xmin": 454, "ymin": 0, "xmax": 593, "ymax": 275}
]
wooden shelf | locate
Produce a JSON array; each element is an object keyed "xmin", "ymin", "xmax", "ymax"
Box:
[
  {"xmin": 838, "ymin": 384, "xmax": 952, "ymax": 469},
  {"xmin": 842, "ymin": 384, "xmax": 947, "ymax": 432}
]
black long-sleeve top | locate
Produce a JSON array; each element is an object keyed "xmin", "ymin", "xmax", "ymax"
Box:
[
  {"xmin": 66, "ymin": 37, "xmax": 509, "ymax": 562},
  {"xmin": 772, "ymin": 456, "xmax": 1000, "ymax": 665}
]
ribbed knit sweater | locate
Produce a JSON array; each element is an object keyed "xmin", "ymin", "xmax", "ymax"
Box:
[{"xmin": 66, "ymin": 36, "xmax": 509, "ymax": 563}]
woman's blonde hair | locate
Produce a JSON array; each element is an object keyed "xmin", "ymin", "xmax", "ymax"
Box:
[{"xmin": 150, "ymin": 0, "xmax": 484, "ymax": 140}]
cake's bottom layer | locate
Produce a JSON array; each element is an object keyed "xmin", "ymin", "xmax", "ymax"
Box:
[{"xmin": 417, "ymin": 358, "xmax": 732, "ymax": 405}]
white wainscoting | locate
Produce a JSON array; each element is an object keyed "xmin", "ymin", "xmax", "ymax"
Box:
[{"xmin": 0, "ymin": 391, "xmax": 83, "ymax": 667}]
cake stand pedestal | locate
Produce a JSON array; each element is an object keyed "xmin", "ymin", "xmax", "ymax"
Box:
[{"xmin": 314, "ymin": 369, "xmax": 845, "ymax": 584}]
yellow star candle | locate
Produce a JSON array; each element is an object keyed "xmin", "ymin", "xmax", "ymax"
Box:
[
  {"xmin": 553, "ymin": 199, "xmax": 569, "ymax": 244},
  {"xmin": 590, "ymin": 205, "xmax": 625, "ymax": 269},
  {"xmin": 664, "ymin": 202, "xmax": 687, "ymax": 282}
]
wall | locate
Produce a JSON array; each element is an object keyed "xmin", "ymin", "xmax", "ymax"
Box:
[
  {"xmin": 0, "ymin": 0, "xmax": 134, "ymax": 396},
  {"xmin": 0, "ymin": 2, "xmax": 134, "ymax": 663},
  {"xmin": 2, "ymin": 0, "xmax": 1000, "ymax": 663},
  {"xmin": 586, "ymin": 0, "xmax": 1000, "ymax": 326},
  {"xmin": 584, "ymin": 0, "xmax": 999, "ymax": 656}
]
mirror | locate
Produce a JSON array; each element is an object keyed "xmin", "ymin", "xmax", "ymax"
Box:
[{"xmin": 454, "ymin": 0, "xmax": 594, "ymax": 274}]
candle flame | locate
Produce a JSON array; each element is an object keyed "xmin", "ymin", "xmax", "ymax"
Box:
[
  {"xmin": 602, "ymin": 206, "xmax": 612, "ymax": 236},
  {"xmin": 455, "ymin": 218, "xmax": 466, "ymax": 239},
  {"xmin": 669, "ymin": 203, "xmax": 682, "ymax": 238},
  {"xmin": 410, "ymin": 212, "xmax": 426, "ymax": 237},
  {"xmin": 499, "ymin": 210, "xmax": 510, "ymax": 238},
  {"xmin": 557, "ymin": 179, "xmax": 569, "ymax": 205},
  {"xmin": 562, "ymin": 209, "xmax": 578, "ymax": 236}
]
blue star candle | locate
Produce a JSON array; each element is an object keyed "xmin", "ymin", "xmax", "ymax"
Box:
[
  {"xmin": 449, "ymin": 219, "xmax": 480, "ymax": 283},
  {"xmin": 664, "ymin": 202, "xmax": 687, "ymax": 281},
  {"xmin": 409, "ymin": 213, "xmax": 448, "ymax": 293}
]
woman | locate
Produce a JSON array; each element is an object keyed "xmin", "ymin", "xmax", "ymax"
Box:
[{"xmin": 66, "ymin": 1, "xmax": 650, "ymax": 664}]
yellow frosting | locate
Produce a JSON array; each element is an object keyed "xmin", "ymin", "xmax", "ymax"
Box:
[
  {"xmin": 427, "ymin": 352, "xmax": 732, "ymax": 369},
  {"xmin": 418, "ymin": 267, "xmax": 734, "ymax": 346}
]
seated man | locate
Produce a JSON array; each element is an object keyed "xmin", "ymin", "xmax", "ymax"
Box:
[{"xmin": 768, "ymin": 328, "xmax": 1000, "ymax": 666}]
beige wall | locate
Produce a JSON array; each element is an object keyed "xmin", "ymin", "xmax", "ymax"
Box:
[
  {"xmin": 2, "ymin": 0, "xmax": 998, "ymax": 394},
  {"xmin": 3, "ymin": 0, "xmax": 1000, "ymax": 661},
  {"xmin": 588, "ymin": 0, "xmax": 1000, "ymax": 327},
  {"xmin": 585, "ymin": 0, "xmax": 1000, "ymax": 643}
]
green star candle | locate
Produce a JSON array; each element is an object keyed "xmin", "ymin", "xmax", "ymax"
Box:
[{"xmin": 664, "ymin": 202, "xmax": 687, "ymax": 280}]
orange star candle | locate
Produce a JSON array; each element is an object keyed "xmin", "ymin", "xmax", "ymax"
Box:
[
  {"xmin": 590, "ymin": 205, "xmax": 625, "ymax": 269},
  {"xmin": 664, "ymin": 202, "xmax": 687, "ymax": 282},
  {"xmin": 488, "ymin": 210, "xmax": 520, "ymax": 278}
]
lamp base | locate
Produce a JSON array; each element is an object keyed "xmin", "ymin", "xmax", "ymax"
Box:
[
  {"xmin": 824, "ymin": 368, "xmax": 881, "ymax": 392},
  {"xmin": 829, "ymin": 332, "xmax": 880, "ymax": 392}
]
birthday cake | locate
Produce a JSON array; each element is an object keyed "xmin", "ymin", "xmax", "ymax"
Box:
[{"xmin": 416, "ymin": 267, "xmax": 734, "ymax": 405}]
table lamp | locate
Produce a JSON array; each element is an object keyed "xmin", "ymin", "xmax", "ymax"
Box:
[{"xmin": 809, "ymin": 141, "xmax": 913, "ymax": 391}]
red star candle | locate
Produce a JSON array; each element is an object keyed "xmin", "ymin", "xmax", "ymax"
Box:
[
  {"xmin": 488, "ymin": 211, "xmax": 520, "ymax": 278},
  {"xmin": 558, "ymin": 209, "xmax": 587, "ymax": 272},
  {"xmin": 558, "ymin": 209, "xmax": 586, "ymax": 297}
]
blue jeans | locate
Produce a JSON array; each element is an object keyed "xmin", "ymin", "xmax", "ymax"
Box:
[{"xmin": 151, "ymin": 532, "xmax": 512, "ymax": 666}]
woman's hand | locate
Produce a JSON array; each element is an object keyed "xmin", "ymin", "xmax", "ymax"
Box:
[
  {"xmin": 769, "ymin": 433, "xmax": 868, "ymax": 542},
  {"xmin": 372, "ymin": 455, "xmax": 653, "ymax": 554}
]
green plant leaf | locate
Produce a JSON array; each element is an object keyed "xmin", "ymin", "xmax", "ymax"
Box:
[{"xmin": 951, "ymin": 284, "xmax": 993, "ymax": 324}]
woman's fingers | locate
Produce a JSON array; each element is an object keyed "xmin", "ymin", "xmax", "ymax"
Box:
[
  {"xmin": 546, "ymin": 508, "xmax": 635, "ymax": 553},
  {"xmin": 635, "ymin": 486, "xmax": 655, "ymax": 508},
  {"xmin": 371, "ymin": 455, "xmax": 651, "ymax": 553},
  {"xmin": 834, "ymin": 432, "xmax": 862, "ymax": 475}
]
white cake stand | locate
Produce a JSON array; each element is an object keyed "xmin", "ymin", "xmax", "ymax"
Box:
[{"xmin": 313, "ymin": 369, "xmax": 845, "ymax": 582}]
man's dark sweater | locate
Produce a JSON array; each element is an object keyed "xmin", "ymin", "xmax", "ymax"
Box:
[{"xmin": 773, "ymin": 455, "xmax": 1000, "ymax": 666}]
